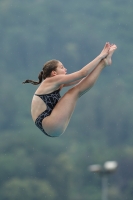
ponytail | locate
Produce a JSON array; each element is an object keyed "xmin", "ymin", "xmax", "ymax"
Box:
[
  {"xmin": 23, "ymin": 59, "xmax": 59, "ymax": 85},
  {"xmin": 23, "ymin": 71, "xmax": 43, "ymax": 85}
]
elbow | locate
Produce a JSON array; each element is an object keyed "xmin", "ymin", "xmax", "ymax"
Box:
[{"xmin": 80, "ymin": 69, "xmax": 88, "ymax": 78}]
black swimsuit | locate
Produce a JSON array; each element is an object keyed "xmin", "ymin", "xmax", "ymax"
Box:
[{"xmin": 34, "ymin": 89, "xmax": 61, "ymax": 137}]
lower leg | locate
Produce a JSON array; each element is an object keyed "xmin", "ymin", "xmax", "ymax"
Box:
[
  {"xmin": 76, "ymin": 59, "xmax": 106, "ymax": 97},
  {"xmin": 76, "ymin": 44, "xmax": 117, "ymax": 97}
]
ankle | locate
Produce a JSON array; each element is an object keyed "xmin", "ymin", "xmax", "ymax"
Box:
[{"xmin": 101, "ymin": 59, "xmax": 107, "ymax": 68}]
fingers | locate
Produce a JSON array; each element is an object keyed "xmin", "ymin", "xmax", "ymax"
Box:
[
  {"xmin": 105, "ymin": 43, "xmax": 117, "ymax": 52},
  {"xmin": 105, "ymin": 42, "xmax": 111, "ymax": 49}
]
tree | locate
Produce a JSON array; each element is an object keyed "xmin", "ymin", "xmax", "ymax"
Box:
[{"xmin": 0, "ymin": 178, "xmax": 57, "ymax": 200}]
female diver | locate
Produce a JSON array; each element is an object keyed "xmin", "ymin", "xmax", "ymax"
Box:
[{"xmin": 23, "ymin": 42, "xmax": 117, "ymax": 137}]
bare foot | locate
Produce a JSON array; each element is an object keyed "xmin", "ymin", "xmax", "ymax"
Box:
[
  {"xmin": 104, "ymin": 44, "xmax": 117, "ymax": 66},
  {"xmin": 99, "ymin": 42, "xmax": 111, "ymax": 59}
]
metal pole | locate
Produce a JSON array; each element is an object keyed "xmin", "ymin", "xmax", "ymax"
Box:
[{"xmin": 102, "ymin": 175, "xmax": 108, "ymax": 200}]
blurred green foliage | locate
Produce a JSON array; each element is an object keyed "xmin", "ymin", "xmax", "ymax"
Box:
[{"xmin": 0, "ymin": 0, "xmax": 133, "ymax": 199}]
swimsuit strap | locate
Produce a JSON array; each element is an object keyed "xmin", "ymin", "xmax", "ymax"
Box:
[
  {"xmin": 34, "ymin": 89, "xmax": 61, "ymax": 110},
  {"xmin": 35, "ymin": 89, "xmax": 60, "ymax": 96}
]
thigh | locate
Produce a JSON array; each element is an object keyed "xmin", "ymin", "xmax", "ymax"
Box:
[{"xmin": 42, "ymin": 87, "xmax": 79, "ymax": 136}]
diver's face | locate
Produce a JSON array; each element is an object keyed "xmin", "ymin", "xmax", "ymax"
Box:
[{"xmin": 56, "ymin": 62, "xmax": 67, "ymax": 75}]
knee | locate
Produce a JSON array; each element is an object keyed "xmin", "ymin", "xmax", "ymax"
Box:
[
  {"xmin": 44, "ymin": 123, "xmax": 65, "ymax": 137},
  {"xmin": 47, "ymin": 129, "xmax": 64, "ymax": 137}
]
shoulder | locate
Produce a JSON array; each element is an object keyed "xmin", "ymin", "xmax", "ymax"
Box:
[
  {"xmin": 35, "ymin": 78, "xmax": 62, "ymax": 94},
  {"xmin": 44, "ymin": 75, "xmax": 66, "ymax": 87}
]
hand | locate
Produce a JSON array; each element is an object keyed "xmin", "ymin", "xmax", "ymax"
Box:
[{"xmin": 99, "ymin": 42, "xmax": 111, "ymax": 59}]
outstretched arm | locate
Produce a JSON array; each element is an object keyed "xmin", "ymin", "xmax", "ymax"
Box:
[
  {"xmin": 47, "ymin": 42, "xmax": 111, "ymax": 87},
  {"xmin": 63, "ymin": 79, "xmax": 83, "ymax": 87}
]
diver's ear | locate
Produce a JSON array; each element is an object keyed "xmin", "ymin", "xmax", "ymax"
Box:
[{"xmin": 51, "ymin": 70, "xmax": 57, "ymax": 76}]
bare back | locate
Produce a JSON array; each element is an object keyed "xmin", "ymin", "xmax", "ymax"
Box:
[{"xmin": 31, "ymin": 79, "xmax": 62, "ymax": 122}]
